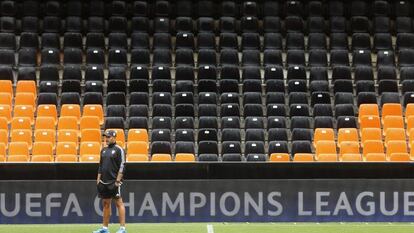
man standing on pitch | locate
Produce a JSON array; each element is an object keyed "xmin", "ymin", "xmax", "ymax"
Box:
[{"xmin": 93, "ymin": 130, "xmax": 127, "ymax": 233}]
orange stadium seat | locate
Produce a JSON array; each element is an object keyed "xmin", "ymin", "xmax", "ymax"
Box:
[
  {"xmin": 7, "ymin": 155, "xmax": 28, "ymax": 162},
  {"xmin": 8, "ymin": 142, "xmax": 29, "ymax": 161},
  {"xmin": 11, "ymin": 117, "xmax": 31, "ymax": 130},
  {"xmin": 80, "ymin": 129, "xmax": 102, "ymax": 144},
  {"xmin": 175, "ymin": 153, "xmax": 196, "ymax": 162},
  {"xmin": 389, "ymin": 153, "xmax": 411, "ymax": 162},
  {"xmin": 381, "ymin": 103, "xmax": 403, "ymax": 119},
  {"xmin": 0, "ymin": 105, "xmax": 11, "ymax": 123},
  {"xmin": 127, "ymin": 129, "xmax": 149, "ymax": 143},
  {"xmin": 359, "ymin": 115, "xmax": 381, "ymax": 129},
  {"xmin": 55, "ymin": 154, "xmax": 78, "ymax": 162},
  {"xmin": 0, "ymin": 93, "xmax": 12, "ymax": 106},
  {"xmin": 56, "ymin": 142, "xmax": 77, "ymax": 157},
  {"xmin": 34, "ymin": 129, "xmax": 56, "ymax": 149},
  {"xmin": 37, "ymin": 105, "xmax": 58, "ymax": 125},
  {"xmin": 317, "ymin": 154, "xmax": 338, "ymax": 162},
  {"xmin": 61, "ymin": 104, "xmax": 81, "ymax": 123},
  {"xmin": 315, "ymin": 140, "xmax": 337, "ymax": 157},
  {"xmin": 406, "ymin": 104, "xmax": 414, "ymax": 119},
  {"xmin": 269, "ymin": 153, "xmax": 291, "ymax": 162},
  {"xmin": 362, "ymin": 140, "xmax": 384, "ymax": 157},
  {"xmin": 58, "ymin": 116, "xmax": 79, "ymax": 131},
  {"xmin": 313, "ymin": 128, "xmax": 335, "ymax": 145},
  {"xmin": 35, "ymin": 116, "xmax": 56, "ymax": 130},
  {"xmin": 340, "ymin": 153, "xmax": 363, "ymax": 162},
  {"xmin": 0, "ymin": 117, "xmax": 7, "ymax": 131},
  {"xmin": 359, "ymin": 104, "xmax": 379, "ymax": 122},
  {"xmin": 339, "ymin": 141, "xmax": 360, "ymax": 155},
  {"xmin": 386, "ymin": 141, "xmax": 408, "ymax": 157},
  {"xmin": 127, "ymin": 141, "xmax": 148, "ymax": 156},
  {"xmin": 80, "ymin": 116, "xmax": 100, "ymax": 130},
  {"xmin": 151, "ymin": 154, "xmax": 172, "ymax": 162},
  {"xmin": 407, "ymin": 116, "xmax": 414, "ymax": 131},
  {"xmin": 14, "ymin": 93, "xmax": 35, "ymax": 109},
  {"xmin": 83, "ymin": 105, "xmax": 104, "ymax": 125},
  {"xmin": 13, "ymin": 105, "xmax": 34, "ymax": 125},
  {"xmin": 293, "ymin": 153, "xmax": 314, "ymax": 162},
  {"xmin": 80, "ymin": 142, "xmax": 101, "ymax": 162},
  {"xmin": 16, "ymin": 80, "xmax": 37, "ymax": 97},
  {"xmin": 365, "ymin": 153, "xmax": 387, "ymax": 162},
  {"xmin": 57, "ymin": 130, "xmax": 79, "ymax": 148},
  {"xmin": 127, "ymin": 154, "xmax": 149, "ymax": 162},
  {"xmin": 385, "ymin": 128, "xmax": 406, "ymax": 145},
  {"xmin": 105, "ymin": 129, "xmax": 125, "ymax": 148},
  {"xmin": 0, "ymin": 80, "xmax": 13, "ymax": 96},
  {"xmin": 0, "ymin": 143, "xmax": 5, "ymax": 162},
  {"xmin": 337, "ymin": 128, "xmax": 359, "ymax": 145},
  {"xmin": 361, "ymin": 128, "xmax": 383, "ymax": 144},
  {"xmin": 10, "ymin": 129, "xmax": 32, "ymax": 149},
  {"xmin": 0, "ymin": 129, "xmax": 8, "ymax": 148},
  {"xmin": 31, "ymin": 142, "xmax": 53, "ymax": 162},
  {"xmin": 383, "ymin": 116, "xmax": 405, "ymax": 131},
  {"xmin": 409, "ymin": 129, "xmax": 414, "ymax": 146}
]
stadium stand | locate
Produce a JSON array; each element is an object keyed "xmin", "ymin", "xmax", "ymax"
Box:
[{"xmin": 0, "ymin": 0, "xmax": 413, "ymax": 163}]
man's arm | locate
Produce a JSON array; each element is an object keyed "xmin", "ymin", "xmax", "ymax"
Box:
[
  {"xmin": 115, "ymin": 146, "xmax": 126, "ymax": 186},
  {"xmin": 97, "ymin": 150, "xmax": 103, "ymax": 184}
]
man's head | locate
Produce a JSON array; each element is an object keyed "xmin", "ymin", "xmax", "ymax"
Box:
[{"xmin": 103, "ymin": 130, "xmax": 117, "ymax": 146}]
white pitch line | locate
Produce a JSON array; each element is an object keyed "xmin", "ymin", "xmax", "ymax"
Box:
[{"xmin": 207, "ymin": 224, "xmax": 214, "ymax": 233}]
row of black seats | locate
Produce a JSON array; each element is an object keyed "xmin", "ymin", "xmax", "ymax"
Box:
[
  {"xmin": 109, "ymin": 116, "xmax": 360, "ymax": 132},
  {"xmin": 0, "ymin": 47, "xmax": 411, "ymax": 68},
  {"xmin": 2, "ymin": 0, "xmax": 413, "ymax": 18},
  {"xmin": 9, "ymin": 32, "xmax": 414, "ymax": 51},
  {"xmin": 6, "ymin": 64, "xmax": 414, "ymax": 83},
  {"xmin": 33, "ymin": 77, "xmax": 408, "ymax": 96}
]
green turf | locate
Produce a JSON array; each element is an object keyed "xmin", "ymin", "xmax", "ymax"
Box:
[{"xmin": 0, "ymin": 223, "xmax": 414, "ymax": 233}]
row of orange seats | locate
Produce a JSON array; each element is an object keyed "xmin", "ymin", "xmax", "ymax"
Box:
[
  {"xmin": 359, "ymin": 103, "xmax": 414, "ymax": 130},
  {"xmin": 268, "ymin": 153, "xmax": 408, "ymax": 162}
]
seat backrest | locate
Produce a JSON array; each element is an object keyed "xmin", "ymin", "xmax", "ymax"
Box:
[
  {"xmin": 61, "ymin": 104, "xmax": 81, "ymax": 122},
  {"xmin": 151, "ymin": 153, "xmax": 172, "ymax": 162},
  {"xmin": 365, "ymin": 153, "xmax": 387, "ymax": 162},
  {"xmin": 361, "ymin": 128, "xmax": 382, "ymax": 144},
  {"xmin": 127, "ymin": 141, "xmax": 148, "ymax": 155},
  {"xmin": 83, "ymin": 104, "xmax": 104, "ymax": 125},
  {"xmin": 382, "ymin": 103, "xmax": 403, "ymax": 118},
  {"xmin": 56, "ymin": 142, "xmax": 77, "ymax": 156},
  {"xmin": 337, "ymin": 128, "xmax": 359, "ymax": 144},
  {"xmin": 32, "ymin": 142, "xmax": 53, "ymax": 156},
  {"xmin": 0, "ymin": 105, "xmax": 11, "ymax": 123},
  {"xmin": 175, "ymin": 153, "xmax": 195, "ymax": 162},
  {"xmin": 317, "ymin": 154, "xmax": 338, "ymax": 162},
  {"xmin": 389, "ymin": 153, "xmax": 411, "ymax": 162},
  {"xmin": 359, "ymin": 115, "xmax": 381, "ymax": 129},
  {"xmin": 15, "ymin": 92, "xmax": 36, "ymax": 109},
  {"xmin": 80, "ymin": 128, "xmax": 102, "ymax": 144},
  {"xmin": 359, "ymin": 104, "xmax": 379, "ymax": 121},
  {"xmin": 34, "ymin": 129, "xmax": 56, "ymax": 148},
  {"xmin": 16, "ymin": 80, "xmax": 37, "ymax": 97},
  {"xmin": 362, "ymin": 140, "xmax": 384, "ymax": 157},
  {"xmin": 14, "ymin": 105, "xmax": 34, "ymax": 124},
  {"xmin": 315, "ymin": 140, "xmax": 337, "ymax": 156},
  {"xmin": 8, "ymin": 142, "xmax": 29, "ymax": 158},
  {"xmin": 11, "ymin": 117, "xmax": 31, "ymax": 130},
  {"xmin": 80, "ymin": 116, "xmax": 100, "ymax": 130},
  {"xmin": 37, "ymin": 105, "xmax": 58, "ymax": 125},
  {"xmin": 10, "ymin": 129, "xmax": 32, "ymax": 149},
  {"xmin": 293, "ymin": 153, "xmax": 314, "ymax": 162},
  {"xmin": 269, "ymin": 153, "xmax": 290, "ymax": 162},
  {"xmin": 127, "ymin": 128, "xmax": 148, "ymax": 143},
  {"xmin": 58, "ymin": 116, "xmax": 79, "ymax": 131},
  {"xmin": 313, "ymin": 128, "xmax": 335, "ymax": 145},
  {"xmin": 341, "ymin": 153, "xmax": 363, "ymax": 162},
  {"xmin": 35, "ymin": 116, "xmax": 56, "ymax": 130}
]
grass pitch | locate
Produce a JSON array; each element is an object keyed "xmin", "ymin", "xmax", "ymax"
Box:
[{"xmin": 0, "ymin": 223, "xmax": 414, "ymax": 233}]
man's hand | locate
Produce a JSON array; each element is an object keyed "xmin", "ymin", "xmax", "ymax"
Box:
[{"xmin": 115, "ymin": 180, "xmax": 122, "ymax": 187}]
